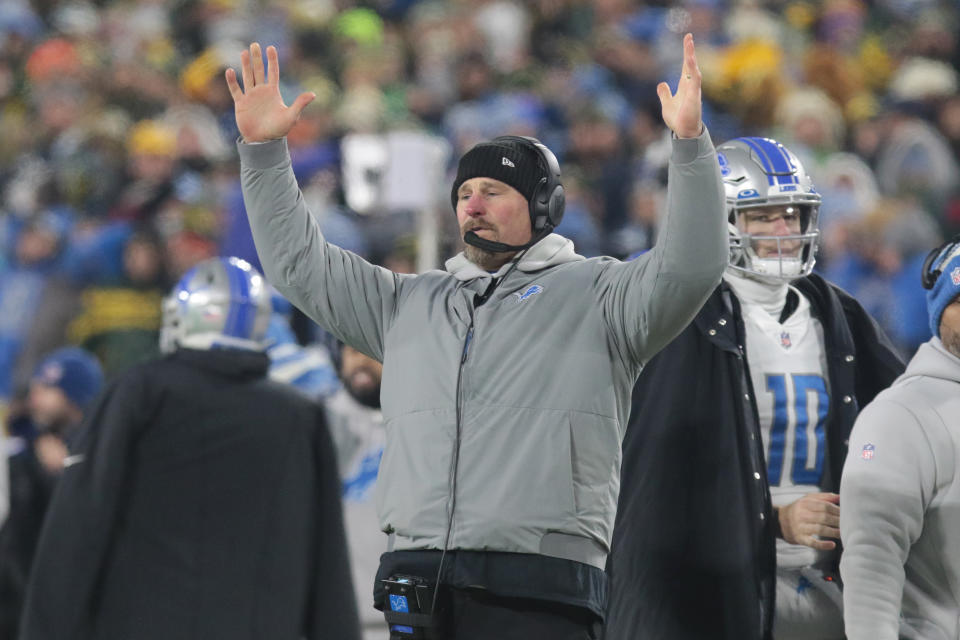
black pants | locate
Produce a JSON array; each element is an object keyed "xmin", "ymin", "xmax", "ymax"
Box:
[{"xmin": 389, "ymin": 587, "xmax": 601, "ymax": 640}]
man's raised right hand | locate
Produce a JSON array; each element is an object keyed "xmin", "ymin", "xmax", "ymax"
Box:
[{"xmin": 225, "ymin": 42, "xmax": 315, "ymax": 143}]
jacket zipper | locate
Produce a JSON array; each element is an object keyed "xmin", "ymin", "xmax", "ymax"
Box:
[{"xmin": 461, "ymin": 323, "xmax": 475, "ymax": 364}]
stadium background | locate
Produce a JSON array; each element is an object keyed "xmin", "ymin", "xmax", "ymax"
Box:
[{"xmin": 0, "ymin": 0, "xmax": 957, "ymax": 413}]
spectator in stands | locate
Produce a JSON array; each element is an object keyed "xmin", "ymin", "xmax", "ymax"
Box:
[
  {"xmin": 68, "ymin": 227, "xmax": 169, "ymax": 376},
  {"xmin": 0, "ymin": 346, "xmax": 103, "ymax": 638},
  {"xmin": 0, "ymin": 210, "xmax": 81, "ymax": 406}
]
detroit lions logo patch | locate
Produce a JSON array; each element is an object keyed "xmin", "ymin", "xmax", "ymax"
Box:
[{"xmin": 514, "ymin": 284, "xmax": 544, "ymax": 303}]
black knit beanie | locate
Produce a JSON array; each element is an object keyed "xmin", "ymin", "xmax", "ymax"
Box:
[{"xmin": 450, "ymin": 139, "xmax": 546, "ymax": 210}]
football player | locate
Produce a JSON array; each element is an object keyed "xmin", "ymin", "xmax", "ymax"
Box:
[
  {"xmin": 20, "ymin": 257, "xmax": 360, "ymax": 640},
  {"xmin": 606, "ymin": 138, "xmax": 905, "ymax": 640}
]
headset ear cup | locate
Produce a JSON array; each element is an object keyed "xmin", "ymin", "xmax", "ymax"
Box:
[
  {"xmin": 491, "ymin": 135, "xmax": 563, "ymax": 233},
  {"xmin": 921, "ymin": 234, "xmax": 960, "ymax": 290},
  {"xmin": 547, "ymin": 184, "xmax": 565, "ymax": 228},
  {"xmin": 530, "ymin": 176, "xmax": 548, "ymax": 231},
  {"xmin": 921, "ymin": 245, "xmax": 942, "ymax": 290},
  {"xmin": 531, "ymin": 184, "xmax": 564, "ymax": 232}
]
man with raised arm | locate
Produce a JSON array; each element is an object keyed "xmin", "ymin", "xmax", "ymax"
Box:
[{"xmin": 228, "ymin": 35, "xmax": 725, "ymax": 640}]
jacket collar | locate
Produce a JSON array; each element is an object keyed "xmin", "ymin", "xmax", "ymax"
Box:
[
  {"xmin": 172, "ymin": 348, "xmax": 270, "ymax": 379},
  {"xmin": 444, "ymin": 233, "xmax": 584, "ymax": 282},
  {"xmin": 693, "ymin": 283, "xmax": 742, "ymax": 353},
  {"xmin": 723, "ymin": 269, "xmax": 791, "ymax": 318}
]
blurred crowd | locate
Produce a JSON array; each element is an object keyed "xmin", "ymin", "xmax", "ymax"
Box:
[{"xmin": 0, "ymin": 0, "xmax": 957, "ymax": 420}]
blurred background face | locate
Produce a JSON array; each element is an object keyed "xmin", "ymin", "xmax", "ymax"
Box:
[
  {"xmin": 15, "ymin": 226, "xmax": 59, "ymax": 265},
  {"xmin": 340, "ymin": 345, "xmax": 383, "ymax": 408},
  {"xmin": 132, "ymin": 151, "xmax": 176, "ymax": 182},
  {"xmin": 124, "ymin": 235, "xmax": 164, "ymax": 285},
  {"xmin": 28, "ymin": 381, "xmax": 79, "ymax": 431}
]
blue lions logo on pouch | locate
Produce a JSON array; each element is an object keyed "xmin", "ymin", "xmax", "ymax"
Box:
[
  {"xmin": 389, "ymin": 594, "xmax": 409, "ymax": 613},
  {"xmin": 514, "ymin": 284, "xmax": 544, "ymax": 303}
]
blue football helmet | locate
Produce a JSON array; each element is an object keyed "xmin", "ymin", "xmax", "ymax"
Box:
[
  {"xmin": 718, "ymin": 137, "xmax": 821, "ymax": 281},
  {"xmin": 160, "ymin": 257, "xmax": 272, "ymax": 354}
]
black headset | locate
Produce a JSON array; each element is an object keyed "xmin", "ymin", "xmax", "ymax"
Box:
[
  {"xmin": 490, "ymin": 135, "xmax": 566, "ymax": 233},
  {"xmin": 921, "ymin": 233, "xmax": 960, "ymax": 290}
]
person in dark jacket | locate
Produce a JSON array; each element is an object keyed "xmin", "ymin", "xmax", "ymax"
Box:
[
  {"xmin": 18, "ymin": 256, "xmax": 360, "ymax": 640},
  {"xmin": 0, "ymin": 347, "xmax": 103, "ymax": 639},
  {"xmin": 604, "ymin": 138, "xmax": 906, "ymax": 640}
]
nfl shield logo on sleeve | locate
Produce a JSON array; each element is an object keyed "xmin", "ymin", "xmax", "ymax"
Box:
[
  {"xmin": 861, "ymin": 443, "xmax": 875, "ymax": 460},
  {"xmin": 951, "ymin": 266, "xmax": 960, "ymax": 285}
]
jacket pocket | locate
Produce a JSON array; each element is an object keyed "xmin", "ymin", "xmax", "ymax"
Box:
[
  {"xmin": 374, "ymin": 410, "xmax": 455, "ymax": 542},
  {"xmin": 453, "ymin": 405, "xmax": 578, "ymax": 548},
  {"xmin": 568, "ymin": 411, "xmax": 621, "ymax": 541}
]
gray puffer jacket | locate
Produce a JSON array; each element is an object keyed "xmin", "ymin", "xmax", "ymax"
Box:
[
  {"xmin": 239, "ymin": 130, "xmax": 726, "ymax": 570},
  {"xmin": 841, "ymin": 337, "xmax": 960, "ymax": 640}
]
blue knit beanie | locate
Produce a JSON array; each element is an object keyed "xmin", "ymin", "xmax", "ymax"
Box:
[
  {"xmin": 926, "ymin": 245, "xmax": 960, "ymax": 338},
  {"xmin": 33, "ymin": 347, "xmax": 104, "ymax": 410}
]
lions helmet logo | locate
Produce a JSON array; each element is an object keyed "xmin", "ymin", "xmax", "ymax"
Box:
[{"xmin": 718, "ymin": 151, "xmax": 731, "ymax": 177}]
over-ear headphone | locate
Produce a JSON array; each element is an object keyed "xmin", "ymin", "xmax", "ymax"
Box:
[
  {"xmin": 921, "ymin": 233, "xmax": 960, "ymax": 290},
  {"xmin": 491, "ymin": 135, "xmax": 565, "ymax": 233}
]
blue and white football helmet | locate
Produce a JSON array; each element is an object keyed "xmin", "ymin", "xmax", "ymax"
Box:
[
  {"xmin": 718, "ymin": 137, "xmax": 821, "ymax": 281},
  {"xmin": 160, "ymin": 256, "xmax": 272, "ymax": 354}
]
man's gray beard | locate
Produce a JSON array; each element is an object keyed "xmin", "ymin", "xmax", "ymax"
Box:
[
  {"xmin": 464, "ymin": 244, "xmax": 495, "ymax": 269},
  {"xmin": 463, "ymin": 243, "xmax": 518, "ymax": 271}
]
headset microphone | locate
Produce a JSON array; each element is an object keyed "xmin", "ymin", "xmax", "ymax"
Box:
[{"xmin": 463, "ymin": 226, "xmax": 552, "ymax": 254}]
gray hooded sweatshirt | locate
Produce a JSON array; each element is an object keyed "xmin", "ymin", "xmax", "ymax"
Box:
[
  {"xmin": 841, "ymin": 337, "xmax": 960, "ymax": 639},
  {"xmin": 238, "ymin": 130, "xmax": 725, "ymax": 570}
]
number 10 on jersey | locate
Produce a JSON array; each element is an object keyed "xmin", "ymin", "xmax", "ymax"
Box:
[{"xmin": 765, "ymin": 374, "xmax": 829, "ymax": 486}]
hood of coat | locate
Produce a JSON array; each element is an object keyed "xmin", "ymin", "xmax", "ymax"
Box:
[
  {"xmin": 172, "ymin": 347, "xmax": 270, "ymax": 380},
  {"xmin": 901, "ymin": 337, "xmax": 960, "ymax": 385},
  {"xmin": 444, "ymin": 233, "xmax": 584, "ymax": 282}
]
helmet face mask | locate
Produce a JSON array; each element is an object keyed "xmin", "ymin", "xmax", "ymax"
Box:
[
  {"xmin": 718, "ymin": 137, "xmax": 821, "ymax": 283},
  {"xmin": 160, "ymin": 257, "xmax": 272, "ymax": 354}
]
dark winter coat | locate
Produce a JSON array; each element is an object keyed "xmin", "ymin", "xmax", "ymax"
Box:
[
  {"xmin": 19, "ymin": 348, "xmax": 360, "ymax": 640},
  {"xmin": 604, "ymin": 274, "xmax": 905, "ymax": 640}
]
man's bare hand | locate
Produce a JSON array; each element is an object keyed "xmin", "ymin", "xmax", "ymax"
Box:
[
  {"xmin": 657, "ymin": 33, "xmax": 703, "ymax": 139},
  {"xmin": 778, "ymin": 492, "xmax": 841, "ymax": 551},
  {"xmin": 225, "ymin": 43, "xmax": 315, "ymax": 143}
]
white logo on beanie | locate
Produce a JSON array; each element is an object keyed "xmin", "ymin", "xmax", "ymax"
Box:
[
  {"xmin": 502, "ymin": 157, "xmax": 515, "ymax": 167},
  {"xmin": 39, "ymin": 363, "xmax": 64, "ymax": 385}
]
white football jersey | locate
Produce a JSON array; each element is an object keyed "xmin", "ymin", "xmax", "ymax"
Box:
[
  {"xmin": 740, "ymin": 287, "xmax": 831, "ymax": 569},
  {"xmin": 324, "ymin": 389, "xmax": 388, "ymax": 637}
]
